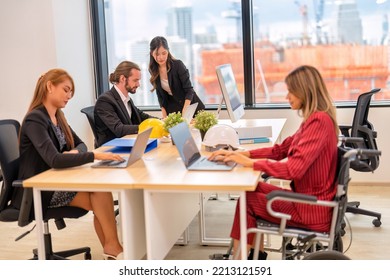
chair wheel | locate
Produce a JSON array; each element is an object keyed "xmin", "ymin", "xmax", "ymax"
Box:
[
  {"xmin": 84, "ymin": 252, "xmax": 92, "ymax": 260},
  {"xmin": 373, "ymin": 219, "xmax": 382, "ymax": 227},
  {"xmin": 303, "ymin": 250, "xmax": 350, "ymax": 260}
]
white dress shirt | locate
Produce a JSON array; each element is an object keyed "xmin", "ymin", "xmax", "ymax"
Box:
[{"xmin": 114, "ymin": 85, "xmax": 132, "ymax": 118}]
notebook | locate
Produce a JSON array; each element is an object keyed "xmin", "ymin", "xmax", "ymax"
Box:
[
  {"xmin": 182, "ymin": 102, "xmax": 198, "ymax": 123},
  {"xmin": 91, "ymin": 128, "xmax": 152, "ymax": 168},
  {"xmin": 169, "ymin": 122, "xmax": 236, "ymax": 171}
]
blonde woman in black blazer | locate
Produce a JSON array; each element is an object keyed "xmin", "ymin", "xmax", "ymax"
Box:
[
  {"xmin": 148, "ymin": 36, "xmax": 205, "ymax": 118},
  {"xmin": 17, "ymin": 69, "xmax": 124, "ymax": 259}
]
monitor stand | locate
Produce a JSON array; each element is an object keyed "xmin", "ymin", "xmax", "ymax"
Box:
[
  {"xmin": 216, "ymin": 95, "xmax": 224, "ymax": 120},
  {"xmin": 216, "ymin": 96, "xmax": 272, "ymax": 140}
]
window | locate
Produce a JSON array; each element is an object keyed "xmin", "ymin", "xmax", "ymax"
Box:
[
  {"xmin": 102, "ymin": 0, "xmax": 243, "ymax": 107},
  {"xmin": 94, "ymin": 0, "xmax": 390, "ymax": 108},
  {"xmin": 252, "ymin": 0, "xmax": 390, "ymax": 104}
]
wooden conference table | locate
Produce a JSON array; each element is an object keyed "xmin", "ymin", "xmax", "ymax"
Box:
[{"xmin": 23, "ymin": 118, "xmax": 286, "ymax": 260}]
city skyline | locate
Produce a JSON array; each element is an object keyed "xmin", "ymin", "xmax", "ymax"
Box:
[
  {"xmin": 107, "ymin": 0, "xmax": 389, "ymax": 52},
  {"xmin": 103, "ymin": 0, "xmax": 390, "ymax": 105}
]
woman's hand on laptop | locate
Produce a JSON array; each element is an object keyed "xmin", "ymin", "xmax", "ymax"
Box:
[
  {"xmin": 93, "ymin": 152, "xmax": 125, "ymax": 162},
  {"xmin": 208, "ymin": 150, "xmax": 254, "ymax": 168}
]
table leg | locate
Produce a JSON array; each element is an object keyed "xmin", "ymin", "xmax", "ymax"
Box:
[
  {"xmin": 239, "ymin": 191, "xmax": 247, "ymax": 260},
  {"xmin": 144, "ymin": 190, "xmax": 200, "ymax": 260},
  {"xmin": 119, "ymin": 189, "xmax": 146, "ymax": 260},
  {"xmin": 199, "ymin": 193, "xmax": 231, "ymax": 246},
  {"xmin": 32, "ymin": 188, "xmax": 45, "ymax": 260}
]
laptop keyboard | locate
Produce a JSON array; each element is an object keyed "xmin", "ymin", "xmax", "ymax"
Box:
[
  {"xmin": 97, "ymin": 157, "xmax": 128, "ymax": 167},
  {"xmin": 196, "ymin": 157, "xmax": 230, "ymax": 166}
]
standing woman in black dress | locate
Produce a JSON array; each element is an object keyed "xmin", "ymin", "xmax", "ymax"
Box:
[{"xmin": 148, "ymin": 36, "xmax": 205, "ymax": 118}]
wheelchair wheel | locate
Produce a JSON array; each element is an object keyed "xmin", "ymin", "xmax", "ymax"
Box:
[{"xmin": 303, "ymin": 250, "xmax": 350, "ymax": 260}]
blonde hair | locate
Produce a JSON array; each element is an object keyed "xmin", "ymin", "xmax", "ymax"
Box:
[
  {"xmin": 28, "ymin": 68, "xmax": 75, "ymax": 149},
  {"xmin": 285, "ymin": 65, "xmax": 339, "ymax": 138}
]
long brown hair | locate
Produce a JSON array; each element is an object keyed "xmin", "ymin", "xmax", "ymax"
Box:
[
  {"xmin": 285, "ymin": 65, "xmax": 339, "ymax": 138},
  {"xmin": 28, "ymin": 68, "xmax": 75, "ymax": 149},
  {"xmin": 148, "ymin": 36, "xmax": 176, "ymax": 91}
]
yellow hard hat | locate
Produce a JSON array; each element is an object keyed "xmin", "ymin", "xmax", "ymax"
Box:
[{"xmin": 139, "ymin": 118, "xmax": 168, "ymax": 138}]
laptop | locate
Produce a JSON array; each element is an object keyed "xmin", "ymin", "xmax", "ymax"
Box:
[
  {"xmin": 182, "ymin": 102, "xmax": 198, "ymax": 123},
  {"xmin": 91, "ymin": 128, "xmax": 152, "ymax": 168},
  {"xmin": 169, "ymin": 122, "xmax": 236, "ymax": 171}
]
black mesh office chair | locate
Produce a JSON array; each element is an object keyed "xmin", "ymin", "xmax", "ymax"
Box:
[
  {"xmin": 0, "ymin": 119, "xmax": 92, "ymax": 260},
  {"xmin": 339, "ymin": 88, "xmax": 382, "ymax": 227},
  {"xmin": 80, "ymin": 106, "xmax": 99, "ymax": 149},
  {"xmin": 0, "ymin": 120, "xmax": 21, "ymax": 223}
]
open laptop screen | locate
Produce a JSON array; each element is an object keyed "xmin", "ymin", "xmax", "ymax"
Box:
[{"xmin": 169, "ymin": 122, "xmax": 201, "ymax": 167}]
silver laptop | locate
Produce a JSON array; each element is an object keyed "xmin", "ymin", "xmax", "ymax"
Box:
[
  {"xmin": 91, "ymin": 128, "xmax": 152, "ymax": 168},
  {"xmin": 182, "ymin": 102, "xmax": 198, "ymax": 123},
  {"xmin": 169, "ymin": 122, "xmax": 236, "ymax": 171}
]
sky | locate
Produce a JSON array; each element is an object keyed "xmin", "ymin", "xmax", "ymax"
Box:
[
  {"xmin": 111, "ymin": 0, "xmax": 390, "ymax": 43},
  {"xmin": 106, "ymin": 0, "xmax": 390, "ymax": 58}
]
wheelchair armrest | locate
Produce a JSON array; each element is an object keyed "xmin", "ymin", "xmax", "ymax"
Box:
[
  {"xmin": 339, "ymin": 136, "xmax": 364, "ymax": 145},
  {"xmin": 261, "ymin": 173, "xmax": 271, "ymax": 181},
  {"xmin": 265, "ymin": 190, "xmax": 334, "ymax": 235},
  {"xmin": 266, "ymin": 190, "xmax": 317, "ymax": 202},
  {"xmin": 261, "ymin": 173, "xmax": 291, "ymax": 187},
  {"xmin": 339, "ymin": 125, "xmax": 351, "ymax": 137},
  {"xmin": 12, "ymin": 180, "xmax": 23, "ymax": 188},
  {"xmin": 18, "ymin": 188, "xmax": 33, "ymax": 227}
]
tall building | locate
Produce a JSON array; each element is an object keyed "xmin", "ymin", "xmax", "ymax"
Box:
[
  {"xmin": 334, "ymin": 0, "xmax": 363, "ymax": 44},
  {"xmin": 166, "ymin": 4, "xmax": 193, "ymax": 46},
  {"xmin": 166, "ymin": 3, "xmax": 194, "ymax": 74}
]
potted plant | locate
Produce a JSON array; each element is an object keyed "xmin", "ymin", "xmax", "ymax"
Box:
[
  {"xmin": 163, "ymin": 112, "xmax": 185, "ymax": 143},
  {"xmin": 194, "ymin": 110, "xmax": 218, "ymax": 140}
]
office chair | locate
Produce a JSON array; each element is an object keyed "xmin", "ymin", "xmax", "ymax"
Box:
[
  {"xmin": 80, "ymin": 106, "xmax": 120, "ymax": 217},
  {"xmin": 226, "ymin": 146, "xmax": 381, "ymax": 260},
  {"xmin": 80, "ymin": 106, "xmax": 99, "ymax": 149},
  {"xmin": 0, "ymin": 119, "xmax": 92, "ymax": 260},
  {"xmin": 339, "ymin": 88, "xmax": 382, "ymax": 227}
]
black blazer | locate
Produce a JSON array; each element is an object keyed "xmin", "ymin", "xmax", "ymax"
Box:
[
  {"xmin": 155, "ymin": 59, "xmax": 205, "ymax": 115},
  {"xmin": 16, "ymin": 105, "xmax": 94, "ymax": 216},
  {"xmin": 94, "ymin": 87, "xmax": 154, "ymax": 147}
]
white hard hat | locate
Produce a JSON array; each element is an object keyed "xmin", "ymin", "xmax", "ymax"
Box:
[{"xmin": 202, "ymin": 124, "xmax": 239, "ymax": 151}]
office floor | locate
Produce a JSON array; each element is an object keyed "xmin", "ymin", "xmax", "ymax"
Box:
[{"xmin": 0, "ymin": 185, "xmax": 389, "ymax": 260}]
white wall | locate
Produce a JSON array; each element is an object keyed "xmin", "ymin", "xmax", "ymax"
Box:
[
  {"xmin": 0, "ymin": 0, "xmax": 95, "ymax": 148},
  {"xmin": 0, "ymin": 0, "xmax": 389, "ymax": 184}
]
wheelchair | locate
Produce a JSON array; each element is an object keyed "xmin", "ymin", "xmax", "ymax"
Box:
[{"xmin": 211, "ymin": 146, "xmax": 381, "ymax": 260}]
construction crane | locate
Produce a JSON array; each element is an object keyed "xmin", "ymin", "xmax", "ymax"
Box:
[
  {"xmin": 313, "ymin": 0, "xmax": 325, "ymax": 44},
  {"xmin": 295, "ymin": 1, "xmax": 310, "ymax": 45}
]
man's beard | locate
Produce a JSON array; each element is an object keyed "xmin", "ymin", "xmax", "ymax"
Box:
[
  {"xmin": 124, "ymin": 78, "xmax": 136, "ymax": 94},
  {"xmin": 126, "ymin": 85, "xmax": 136, "ymax": 94}
]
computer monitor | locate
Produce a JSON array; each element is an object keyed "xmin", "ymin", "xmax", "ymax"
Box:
[{"xmin": 216, "ymin": 64, "xmax": 245, "ymax": 123}]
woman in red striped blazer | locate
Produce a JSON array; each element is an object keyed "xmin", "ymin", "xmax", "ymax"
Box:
[{"xmin": 209, "ymin": 65, "xmax": 339, "ymax": 259}]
